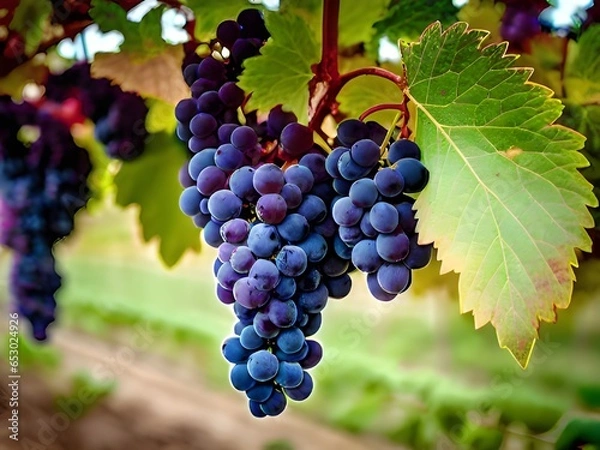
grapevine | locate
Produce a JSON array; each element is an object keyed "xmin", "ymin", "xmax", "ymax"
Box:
[{"xmin": 0, "ymin": 1, "xmax": 597, "ymax": 439}]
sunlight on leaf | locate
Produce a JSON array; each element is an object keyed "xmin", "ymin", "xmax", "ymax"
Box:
[
  {"xmin": 402, "ymin": 22, "xmax": 597, "ymax": 367},
  {"xmin": 91, "ymin": 45, "xmax": 188, "ymax": 105}
]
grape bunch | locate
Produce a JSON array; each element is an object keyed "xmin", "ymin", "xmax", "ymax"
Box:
[
  {"xmin": 326, "ymin": 119, "xmax": 433, "ymax": 301},
  {"xmin": 0, "ymin": 96, "xmax": 92, "ymax": 340},
  {"xmin": 44, "ymin": 62, "xmax": 149, "ymax": 161},
  {"xmin": 176, "ymin": 9, "xmax": 432, "ymax": 417},
  {"xmin": 180, "ymin": 124, "xmax": 343, "ymax": 415}
]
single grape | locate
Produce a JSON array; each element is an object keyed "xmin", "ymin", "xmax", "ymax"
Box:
[
  {"xmin": 207, "ymin": 189, "xmax": 243, "ymax": 221},
  {"xmin": 256, "ymin": 193, "xmax": 288, "ymax": 224},
  {"xmin": 276, "ymin": 327, "xmax": 305, "ymax": 354},
  {"xmin": 349, "ymin": 178, "xmax": 379, "ymax": 208},
  {"xmin": 222, "ymin": 337, "xmax": 251, "ymax": 363},
  {"xmin": 253, "ymin": 163, "xmax": 285, "ymax": 195},
  {"xmin": 280, "ymin": 123, "xmax": 313, "ymax": 157},
  {"xmin": 179, "ymin": 186, "xmax": 202, "ymax": 216},
  {"xmin": 267, "ymin": 298, "xmax": 298, "ymax": 328},
  {"xmin": 275, "ymin": 361, "xmax": 304, "ymax": 389},
  {"xmin": 351, "ymin": 139, "xmax": 381, "ymax": 168},
  {"xmin": 395, "ymin": 158, "xmax": 429, "ymax": 193},
  {"xmin": 388, "ymin": 139, "xmax": 421, "ymax": 163},
  {"xmin": 403, "ymin": 234, "xmax": 433, "ymax": 269},
  {"xmin": 214, "ymin": 144, "xmax": 245, "ymax": 172},
  {"xmin": 231, "ymin": 125, "xmax": 258, "ymax": 150},
  {"xmin": 297, "ymin": 284, "xmax": 328, "ymax": 313},
  {"xmin": 240, "ymin": 325, "xmax": 265, "ymax": 350},
  {"xmin": 374, "ymin": 167, "xmax": 404, "ymax": 197},
  {"xmin": 233, "ymin": 277, "xmax": 270, "ymax": 309},
  {"xmin": 248, "ymin": 259, "xmax": 280, "ymax": 291},
  {"xmin": 284, "ymin": 372, "xmax": 313, "ymax": 401},
  {"xmin": 260, "ymin": 389, "xmax": 287, "ymax": 416},
  {"xmin": 351, "ymin": 239, "xmax": 383, "ymax": 273},
  {"xmin": 376, "ymin": 229, "xmax": 410, "ymax": 263},
  {"xmin": 332, "ymin": 197, "xmax": 363, "ymax": 227},
  {"xmin": 300, "ymin": 340, "xmax": 323, "ymax": 369},
  {"xmin": 377, "ymin": 262, "xmax": 411, "ymax": 294},
  {"xmin": 337, "ymin": 119, "xmax": 370, "ymax": 147},
  {"xmin": 275, "ymin": 245, "xmax": 308, "ymax": 277},
  {"xmin": 230, "ymin": 363, "xmax": 256, "ymax": 391},
  {"xmin": 369, "ymin": 202, "xmax": 399, "ymax": 234},
  {"xmin": 277, "ymin": 213, "xmax": 309, "ymax": 243},
  {"xmin": 247, "ymin": 223, "xmax": 281, "ymax": 257}
]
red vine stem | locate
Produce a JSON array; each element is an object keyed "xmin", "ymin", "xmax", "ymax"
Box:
[
  {"xmin": 307, "ymin": 0, "xmax": 408, "ymax": 133},
  {"xmin": 338, "ymin": 66, "xmax": 407, "ymax": 90},
  {"xmin": 308, "ymin": 65, "xmax": 407, "ymax": 131},
  {"xmin": 320, "ymin": 0, "xmax": 340, "ymax": 81},
  {"xmin": 359, "ymin": 103, "xmax": 404, "ymax": 121}
]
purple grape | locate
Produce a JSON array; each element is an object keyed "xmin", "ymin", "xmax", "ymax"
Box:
[
  {"xmin": 253, "ymin": 163, "xmax": 285, "ymax": 195},
  {"xmin": 280, "ymin": 123, "xmax": 313, "ymax": 157},
  {"xmin": 376, "ymin": 229, "xmax": 410, "ymax": 263},
  {"xmin": 256, "ymin": 193, "xmax": 288, "ymax": 224},
  {"xmin": 218, "ymin": 81, "xmax": 246, "ymax": 109},
  {"xmin": 189, "ymin": 113, "xmax": 218, "ymax": 138}
]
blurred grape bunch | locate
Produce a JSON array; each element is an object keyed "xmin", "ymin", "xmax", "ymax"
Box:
[
  {"xmin": 44, "ymin": 62, "xmax": 149, "ymax": 161},
  {"xmin": 0, "ymin": 96, "xmax": 92, "ymax": 340}
]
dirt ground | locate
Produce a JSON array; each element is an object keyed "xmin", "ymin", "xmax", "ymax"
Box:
[{"xmin": 1, "ymin": 330, "xmax": 406, "ymax": 450}]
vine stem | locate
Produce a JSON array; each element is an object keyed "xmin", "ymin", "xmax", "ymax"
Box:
[
  {"xmin": 339, "ymin": 66, "xmax": 407, "ymax": 90},
  {"xmin": 321, "ymin": 0, "xmax": 340, "ymax": 81},
  {"xmin": 308, "ymin": 65, "xmax": 407, "ymax": 131},
  {"xmin": 359, "ymin": 103, "xmax": 404, "ymax": 121}
]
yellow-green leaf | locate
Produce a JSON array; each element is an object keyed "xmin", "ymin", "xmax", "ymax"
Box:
[
  {"xmin": 402, "ymin": 22, "xmax": 597, "ymax": 367},
  {"xmin": 237, "ymin": 12, "xmax": 319, "ymax": 123},
  {"xmin": 114, "ymin": 132, "xmax": 201, "ymax": 267}
]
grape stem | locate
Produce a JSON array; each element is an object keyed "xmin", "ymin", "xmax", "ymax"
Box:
[
  {"xmin": 359, "ymin": 103, "xmax": 404, "ymax": 121},
  {"xmin": 321, "ymin": 0, "xmax": 340, "ymax": 81},
  {"xmin": 307, "ymin": 0, "xmax": 408, "ymax": 133}
]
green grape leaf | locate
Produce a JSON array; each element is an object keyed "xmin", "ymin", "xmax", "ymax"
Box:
[
  {"xmin": 91, "ymin": 45, "xmax": 188, "ymax": 104},
  {"xmin": 558, "ymin": 103, "xmax": 600, "ymax": 228},
  {"xmin": 339, "ymin": 0, "xmax": 390, "ymax": 48},
  {"xmin": 9, "ymin": 0, "xmax": 52, "ymax": 55},
  {"xmin": 337, "ymin": 57, "xmax": 404, "ymax": 124},
  {"xmin": 89, "ymin": 0, "xmax": 129, "ymax": 33},
  {"xmin": 373, "ymin": 0, "xmax": 459, "ymax": 43},
  {"xmin": 145, "ymin": 98, "xmax": 178, "ymax": 134},
  {"xmin": 90, "ymin": 0, "xmax": 167, "ymax": 57},
  {"xmin": 237, "ymin": 12, "xmax": 320, "ymax": 123},
  {"xmin": 185, "ymin": 0, "xmax": 260, "ymax": 41},
  {"xmin": 559, "ymin": 103, "xmax": 600, "ymax": 181},
  {"xmin": 0, "ymin": 58, "xmax": 48, "ymax": 98},
  {"xmin": 114, "ymin": 132, "xmax": 200, "ymax": 267},
  {"xmin": 71, "ymin": 122, "xmax": 114, "ymax": 212},
  {"xmin": 279, "ymin": 0, "xmax": 390, "ymax": 49},
  {"xmin": 401, "ymin": 22, "xmax": 598, "ymax": 367},
  {"xmin": 564, "ymin": 25, "xmax": 600, "ymax": 104}
]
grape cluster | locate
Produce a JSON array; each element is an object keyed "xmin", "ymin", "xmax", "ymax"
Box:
[
  {"xmin": 180, "ymin": 120, "xmax": 341, "ymax": 415},
  {"xmin": 0, "ymin": 96, "xmax": 91, "ymax": 340},
  {"xmin": 44, "ymin": 62, "xmax": 149, "ymax": 160},
  {"xmin": 176, "ymin": 9, "xmax": 433, "ymax": 417},
  {"xmin": 175, "ymin": 8, "xmax": 270, "ymax": 157},
  {"xmin": 215, "ymin": 157, "xmax": 341, "ymax": 417},
  {"xmin": 326, "ymin": 119, "xmax": 433, "ymax": 301}
]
